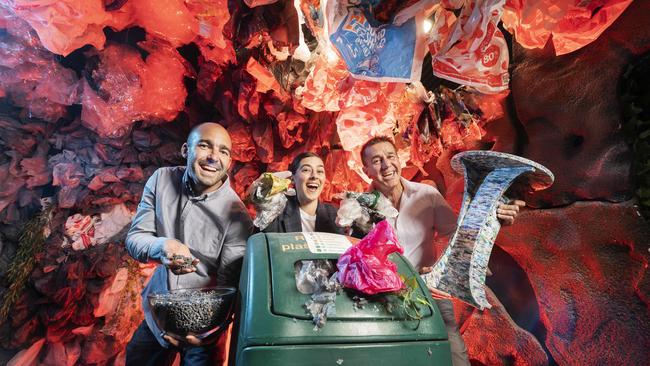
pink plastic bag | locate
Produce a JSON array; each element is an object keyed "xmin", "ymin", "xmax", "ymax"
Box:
[{"xmin": 337, "ymin": 220, "xmax": 405, "ymax": 295}]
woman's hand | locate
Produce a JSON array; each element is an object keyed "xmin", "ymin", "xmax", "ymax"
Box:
[{"xmin": 246, "ymin": 171, "xmax": 292, "ymax": 200}]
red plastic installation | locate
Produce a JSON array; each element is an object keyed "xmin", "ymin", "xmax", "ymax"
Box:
[{"xmin": 0, "ymin": 0, "xmax": 634, "ymax": 365}]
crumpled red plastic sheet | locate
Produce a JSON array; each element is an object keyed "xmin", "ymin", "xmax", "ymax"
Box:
[
  {"xmin": 408, "ymin": 103, "xmax": 443, "ymax": 173},
  {"xmin": 81, "ymin": 43, "xmax": 188, "ymax": 138},
  {"xmin": 245, "ymin": 0, "xmax": 279, "ymax": 7},
  {"xmin": 252, "ymin": 120, "xmax": 275, "ymax": 163},
  {"xmin": 430, "ymin": 0, "xmax": 510, "ymax": 94},
  {"xmin": 7, "ymin": 237, "xmax": 152, "ymax": 364},
  {"xmin": 131, "ymin": 0, "xmax": 197, "ymax": 47},
  {"xmin": 7, "ymin": 0, "xmax": 111, "ymax": 56},
  {"xmin": 299, "ymin": 53, "xmax": 348, "ymax": 112},
  {"xmin": 0, "ymin": 158, "xmax": 25, "ymax": 214},
  {"xmin": 301, "ymin": 111, "xmax": 336, "ymax": 154},
  {"xmin": 276, "ymin": 111, "xmax": 307, "ymax": 149},
  {"xmin": 0, "ymin": 32, "xmax": 79, "ymax": 121},
  {"xmin": 237, "ymin": 71, "xmax": 261, "ymax": 122},
  {"xmin": 20, "ymin": 146, "xmax": 50, "ymax": 191},
  {"xmin": 337, "ymin": 220, "xmax": 405, "ymax": 295},
  {"xmin": 246, "ymin": 57, "xmax": 285, "ymax": 96},
  {"xmin": 186, "ymin": 0, "xmax": 236, "ymax": 65},
  {"xmin": 231, "ymin": 163, "xmax": 260, "ymax": 202},
  {"xmin": 502, "ymin": 0, "xmax": 633, "ymax": 55},
  {"xmin": 6, "ymin": 338, "xmax": 45, "ymax": 366},
  {"xmin": 228, "ymin": 121, "xmax": 257, "ymax": 162},
  {"xmin": 321, "ymin": 149, "xmax": 366, "ymax": 202}
]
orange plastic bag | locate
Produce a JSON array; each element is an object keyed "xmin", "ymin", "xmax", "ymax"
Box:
[{"xmin": 502, "ymin": 0, "xmax": 633, "ymax": 55}]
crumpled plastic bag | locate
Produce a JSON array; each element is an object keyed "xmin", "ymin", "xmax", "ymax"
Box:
[
  {"xmin": 0, "ymin": 30, "xmax": 80, "ymax": 121},
  {"xmin": 430, "ymin": 0, "xmax": 510, "ymax": 93},
  {"xmin": 93, "ymin": 204, "xmax": 135, "ymax": 244},
  {"xmin": 228, "ymin": 122, "xmax": 257, "ymax": 162},
  {"xmin": 298, "ymin": 51, "xmax": 348, "ymax": 112},
  {"xmin": 296, "ymin": 259, "xmax": 337, "ymax": 294},
  {"xmin": 244, "ymin": 0, "xmax": 279, "ymax": 7},
  {"xmin": 276, "ymin": 111, "xmax": 307, "ymax": 149},
  {"xmin": 296, "ymin": 259, "xmax": 341, "ymax": 328},
  {"xmin": 335, "ymin": 190, "xmax": 398, "ymax": 234},
  {"xmin": 80, "ymin": 42, "xmax": 188, "ymax": 138},
  {"xmin": 337, "ymin": 220, "xmax": 404, "ymax": 295},
  {"xmin": 63, "ymin": 214, "xmax": 98, "ymax": 251},
  {"xmin": 502, "ymin": 0, "xmax": 633, "ymax": 56},
  {"xmin": 131, "ymin": 0, "xmax": 197, "ymax": 47},
  {"xmin": 321, "ymin": 149, "xmax": 367, "ymax": 202},
  {"xmin": 250, "ymin": 172, "xmax": 295, "ymax": 230},
  {"xmin": 8, "ymin": 0, "xmax": 110, "ymax": 56},
  {"xmin": 323, "ymin": 0, "xmax": 434, "ymax": 82},
  {"xmin": 6, "ymin": 338, "xmax": 45, "ymax": 366},
  {"xmin": 187, "ymin": 0, "xmax": 236, "ymax": 65}
]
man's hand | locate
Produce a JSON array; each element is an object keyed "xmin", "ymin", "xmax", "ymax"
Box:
[
  {"xmin": 496, "ymin": 199, "xmax": 526, "ymax": 226},
  {"xmin": 162, "ymin": 239, "xmax": 199, "ymax": 275},
  {"xmin": 164, "ymin": 334, "xmax": 209, "ymax": 347},
  {"xmin": 163, "ymin": 324, "xmax": 227, "ymax": 347},
  {"xmin": 419, "ymin": 266, "xmax": 453, "ymax": 300}
]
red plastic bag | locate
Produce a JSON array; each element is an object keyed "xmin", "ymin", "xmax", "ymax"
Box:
[
  {"xmin": 337, "ymin": 220, "xmax": 405, "ymax": 295},
  {"xmin": 10, "ymin": 0, "xmax": 110, "ymax": 56},
  {"xmin": 502, "ymin": 0, "xmax": 632, "ymax": 56}
]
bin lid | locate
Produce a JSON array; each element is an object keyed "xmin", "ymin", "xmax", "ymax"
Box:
[{"xmin": 266, "ymin": 232, "xmax": 433, "ymax": 321}]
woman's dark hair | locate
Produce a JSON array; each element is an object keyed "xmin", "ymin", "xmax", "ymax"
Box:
[{"xmin": 288, "ymin": 152, "xmax": 322, "ymax": 175}]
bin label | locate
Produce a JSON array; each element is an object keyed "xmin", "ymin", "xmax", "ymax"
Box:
[{"xmin": 302, "ymin": 232, "xmax": 353, "ymax": 254}]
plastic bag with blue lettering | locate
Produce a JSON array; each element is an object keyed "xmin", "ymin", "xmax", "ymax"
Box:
[{"xmin": 323, "ymin": 0, "xmax": 437, "ymax": 82}]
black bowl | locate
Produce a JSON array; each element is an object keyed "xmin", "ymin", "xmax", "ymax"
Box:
[{"xmin": 148, "ymin": 286, "xmax": 236, "ymax": 340}]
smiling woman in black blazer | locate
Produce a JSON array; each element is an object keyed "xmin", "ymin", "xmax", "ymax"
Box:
[{"xmin": 262, "ymin": 152, "xmax": 345, "ymax": 235}]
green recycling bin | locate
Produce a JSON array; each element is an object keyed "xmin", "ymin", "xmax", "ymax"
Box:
[{"xmin": 234, "ymin": 232, "xmax": 452, "ymax": 366}]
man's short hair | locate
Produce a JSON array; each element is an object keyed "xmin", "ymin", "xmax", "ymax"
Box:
[{"xmin": 360, "ymin": 136, "xmax": 397, "ymax": 164}]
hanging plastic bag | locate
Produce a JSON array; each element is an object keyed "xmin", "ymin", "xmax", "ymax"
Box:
[
  {"xmin": 337, "ymin": 220, "xmax": 404, "ymax": 295},
  {"xmin": 323, "ymin": 0, "xmax": 435, "ymax": 82},
  {"xmin": 430, "ymin": 0, "xmax": 510, "ymax": 93}
]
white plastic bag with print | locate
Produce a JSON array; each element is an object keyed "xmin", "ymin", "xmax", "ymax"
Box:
[{"xmin": 430, "ymin": 0, "xmax": 509, "ymax": 93}]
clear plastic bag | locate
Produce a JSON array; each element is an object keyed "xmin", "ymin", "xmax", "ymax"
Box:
[
  {"xmin": 335, "ymin": 190, "xmax": 398, "ymax": 234},
  {"xmin": 250, "ymin": 172, "xmax": 295, "ymax": 230}
]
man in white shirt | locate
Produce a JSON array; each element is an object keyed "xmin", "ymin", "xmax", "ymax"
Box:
[{"xmin": 360, "ymin": 136, "xmax": 524, "ymax": 366}]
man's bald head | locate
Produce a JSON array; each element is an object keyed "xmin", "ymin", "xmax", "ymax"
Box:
[
  {"xmin": 182, "ymin": 122, "xmax": 233, "ymax": 195},
  {"xmin": 187, "ymin": 122, "xmax": 231, "ymax": 146}
]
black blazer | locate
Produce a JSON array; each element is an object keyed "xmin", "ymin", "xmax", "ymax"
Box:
[{"xmin": 263, "ymin": 195, "xmax": 345, "ymax": 234}]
